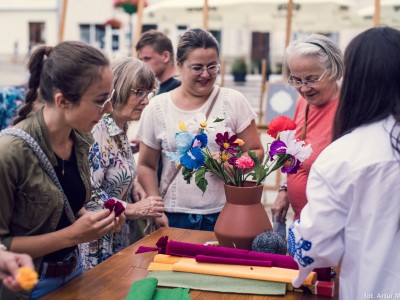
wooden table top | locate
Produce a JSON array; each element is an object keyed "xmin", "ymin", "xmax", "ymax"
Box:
[{"xmin": 43, "ymin": 227, "xmax": 337, "ymax": 300}]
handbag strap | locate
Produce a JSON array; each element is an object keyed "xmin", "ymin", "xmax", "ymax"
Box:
[
  {"xmin": 0, "ymin": 128, "xmax": 76, "ymax": 223},
  {"xmin": 161, "ymin": 87, "xmax": 221, "ymax": 198}
]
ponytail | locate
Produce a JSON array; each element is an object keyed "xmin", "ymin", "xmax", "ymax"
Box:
[{"xmin": 13, "ymin": 46, "xmax": 52, "ymax": 125}]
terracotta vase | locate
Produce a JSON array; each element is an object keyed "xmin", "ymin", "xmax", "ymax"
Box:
[{"xmin": 214, "ymin": 182, "xmax": 272, "ymax": 250}]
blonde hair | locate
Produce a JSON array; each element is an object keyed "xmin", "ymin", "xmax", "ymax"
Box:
[{"xmin": 111, "ymin": 57, "xmax": 156, "ymax": 109}]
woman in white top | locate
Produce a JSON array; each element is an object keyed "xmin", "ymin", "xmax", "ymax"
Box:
[
  {"xmin": 289, "ymin": 26, "xmax": 400, "ymax": 299},
  {"xmin": 136, "ymin": 28, "xmax": 264, "ymax": 231}
]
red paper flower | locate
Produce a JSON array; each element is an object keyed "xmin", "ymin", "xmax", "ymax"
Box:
[
  {"xmin": 104, "ymin": 198, "xmax": 125, "ymax": 216},
  {"xmin": 267, "ymin": 116, "xmax": 296, "ymax": 139}
]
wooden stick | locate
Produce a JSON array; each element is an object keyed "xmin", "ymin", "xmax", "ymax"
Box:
[
  {"xmin": 374, "ymin": 0, "xmax": 380, "ymax": 27},
  {"xmin": 58, "ymin": 0, "xmax": 68, "ymax": 42},
  {"xmin": 258, "ymin": 59, "xmax": 267, "ymax": 124},
  {"xmin": 203, "ymin": 0, "xmax": 209, "ymax": 30},
  {"xmin": 285, "ymin": 0, "xmax": 293, "ymax": 49},
  {"xmin": 132, "ymin": 0, "xmax": 145, "ymax": 58}
]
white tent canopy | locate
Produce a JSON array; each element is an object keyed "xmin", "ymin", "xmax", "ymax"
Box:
[{"xmin": 143, "ymin": 0, "xmax": 365, "ymax": 32}]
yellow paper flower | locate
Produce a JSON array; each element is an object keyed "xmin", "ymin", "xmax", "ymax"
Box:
[
  {"xmin": 16, "ymin": 267, "xmax": 38, "ymax": 290},
  {"xmin": 234, "ymin": 138, "xmax": 245, "ymax": 146},
  {"xmin": 178, "ymin": 120, "xmax": 187, "ymax": 131}
]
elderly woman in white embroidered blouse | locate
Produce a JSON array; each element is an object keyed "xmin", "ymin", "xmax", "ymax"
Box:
[{"xmin": 80, "ymin": 57, "xmax": 164, "ymax": 270}]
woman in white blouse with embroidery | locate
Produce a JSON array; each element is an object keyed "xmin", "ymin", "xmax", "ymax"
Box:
[{"xmin": 80, "ymin": 57, "xmax": 164, "ymax": 270}]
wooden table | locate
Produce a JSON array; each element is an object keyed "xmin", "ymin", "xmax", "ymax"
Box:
[{"xmin": 43, "ymin": 227, "xmax": 337, "ymax": 299}]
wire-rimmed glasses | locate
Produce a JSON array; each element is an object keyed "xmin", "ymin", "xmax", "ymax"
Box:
[
  {"xmin": 130, "ymin": 89, "xmax": 156, "ymax": 101},
  {"xmin": 97, "ymin": 89, "xmax": 115, "ymax": 114},
  {"xmin": 185, "ymin": 64, "xmax": 221, "ymax": 76},
  {"xmin": 288, "ymin": 69, "xmax": 328, "ymax": 88}
]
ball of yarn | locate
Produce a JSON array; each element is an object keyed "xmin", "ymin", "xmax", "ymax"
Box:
[{"xmin": 252, "ymin": 230, "xmax": 287, "ymax": 255}]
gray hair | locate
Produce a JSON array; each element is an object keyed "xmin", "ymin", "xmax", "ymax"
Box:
[
  {"xmin": 111, "ymin": 57, "xmax": 156, "ymax": 109},
  {"xmin": 284, "ymin": 34, "xmax": 344, "ymax": 81}
]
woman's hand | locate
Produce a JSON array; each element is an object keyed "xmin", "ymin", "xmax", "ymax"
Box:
[
  {"xmin": 112, "ymin": 213, "xmax": 127, "ymax": 233},
  {"xmin": 70, "ymin": 209, "xmax": 116, "ymax": 244},
  {"xmin": 155, "ymin": 213, "xmax": 169, "ymax": 229},
  {"xmin": 271, "ymin": 191, "xmax": 290, "ymax": 223},
  {"xmin": 133, "ymin": 178, "xmax": 147, "ymax": 202},
  {"xmin": 0, "ymin": 250, "xmax": 34, "ymax": 292},
  {"xmin": 125, "ymin": 196, "xmax": 164, "ymax": 219}
]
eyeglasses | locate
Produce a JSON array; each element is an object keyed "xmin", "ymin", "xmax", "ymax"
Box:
[
  {"xmin": 130, "ymin": 89, "xmax": 156, "ymax": 101},
  {"xmin": 185, "ymin": 64, "xmax": 220, "ymax": 76},
  {"xmin": 288, "ymin": 69, "xmax": 328, "ymax": 88},
  {"xmin": 97, "ymin": 89, "xmax": 115, "ymax": 114}
]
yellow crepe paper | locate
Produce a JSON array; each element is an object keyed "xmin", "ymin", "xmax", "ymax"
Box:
[{"xmin": 150, "ymin": 254, "xmax": 316, "ymax": 285}]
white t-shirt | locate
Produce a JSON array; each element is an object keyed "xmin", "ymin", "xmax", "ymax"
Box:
[
  {"xmin": 289, "ymin": 116, "xmax": 400, "ymax": 299},
  {"xmin": 136, "ymin": 86, "xmax": 256, "ymax": 214}
]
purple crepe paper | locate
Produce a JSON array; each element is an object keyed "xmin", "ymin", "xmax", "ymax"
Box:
[{"xmin": 166, "ymin": 240, "xmax": 298, "ymax": 270}]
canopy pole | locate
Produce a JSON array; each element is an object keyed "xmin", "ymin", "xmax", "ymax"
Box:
[
  {"xmin": 132, "ymin": 0, "xmax": 145, "ymax": 57},
  {"xmin": 374, "ymin": 0, "xmax": 380, "ymax": 27},
  {"xmin": 203, "ymin": 0, "xmax": 209, "ymax": 30},
  {"xmin": 285, "ymin": 0, "xmax": 293, "ymax": 49},
  {"xmin": 58, "ymin": 0, "xmax": 68, "ymax": 42}
]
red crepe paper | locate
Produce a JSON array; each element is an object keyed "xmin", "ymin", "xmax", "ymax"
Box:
[
  {"xmin": 195, "ymin": 255, "xmax": 272, "ymax": 267},
  {"xmin": 166, "ymin": 240, "xmax": 298, "ymax": 270},
  {"xmin": 104, "ymin": 198, "xmax": 125, "ymax": 216}
]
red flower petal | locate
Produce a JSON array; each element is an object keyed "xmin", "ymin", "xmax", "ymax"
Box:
[
  {"xmin": 104, "ymin": 198, "xmax": 125, "ymax": 216},
  {"xmin": 267, "ymin": 116, "xmax": 296, "ymax": 139}
]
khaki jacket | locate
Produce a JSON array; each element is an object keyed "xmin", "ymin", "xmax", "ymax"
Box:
[{"xmin": 0, "ymin": 109, "xmax": 93, "ymax": 299}]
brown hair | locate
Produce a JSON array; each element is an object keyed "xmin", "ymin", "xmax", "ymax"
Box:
[
  {"xmin": 176, "ymin": 28, "xmax": 219, "ymax": 65},
  {"xmin": 14, "ymin": 41, "xmax": 109, "ymax": 124},
  {"xmin": 136, "ymin": 30, "xmax": 175, "ymax": 63}
]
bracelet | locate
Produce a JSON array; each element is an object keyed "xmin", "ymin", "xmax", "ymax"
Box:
[
  {"xmin": 0, "ymin": 243, "xmax": 7, "ymax": 251},
  {"xmin": 278, "ymin": 183, "xmax": 287, "ymax": 192}
]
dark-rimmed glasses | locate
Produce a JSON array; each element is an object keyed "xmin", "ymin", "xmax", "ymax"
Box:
[
  {"xmin": 288, "ymin": 69, "xmax": 328, "ymax": 88},
  {"xmin": 97, "ymin": 89, "xmax": 115, "ymax": 114},
  {"xmin": 185, "ymin": 64, "xmax": 220, "ymax": 76},
  {"xmin": 130, "ymin": 89, "xmax": 156, "ymax": 101}
]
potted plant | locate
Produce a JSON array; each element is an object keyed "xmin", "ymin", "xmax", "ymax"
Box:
[{"xmin": 231, "ymin": 57, "xmax": 247, "ymax": 82}]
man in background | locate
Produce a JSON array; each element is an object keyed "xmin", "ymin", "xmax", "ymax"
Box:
[{"xmin": 136, "ymin": 30, "xmax": 181, "ymax": 95}]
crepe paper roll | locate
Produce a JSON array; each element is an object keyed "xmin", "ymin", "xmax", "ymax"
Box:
[
  {"xmin": 166, "ymin": 240, "xmax": 298, "ymax": 270},
  {"xmin": 151, "ymin": 255, "xmax": 316, "ymax": 285},
  {"xmin": 195, "ymin": 255, "xmax": 272, "ymax": 267},
  {"xmin": 15, "ymin": 267, "xmax": 38, "ymax": 290}
]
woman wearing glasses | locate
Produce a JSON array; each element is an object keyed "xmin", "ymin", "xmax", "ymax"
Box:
[
  {"xmin": 136, "ymin": 28, "xmax": 264, "ymax": 231},
  {"xmin": 0, "ymin": 41, "xmax": 121, "ymax": 299},
  {"xmin": 271, "ymin": 34, "xmax": 344, "ymax": 227},
  {"xmin": 80, "ymin": 57, "xmax": 164, "ymax": 270}
]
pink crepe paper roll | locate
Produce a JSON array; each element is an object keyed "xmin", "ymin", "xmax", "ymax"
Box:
[
  {"xmin": 195, "ymin": 255, "xmax": 272, "ymax": 267},
  {"xmin": 166, "ymin": 240, "xmax": 298, "ymax": 270}
]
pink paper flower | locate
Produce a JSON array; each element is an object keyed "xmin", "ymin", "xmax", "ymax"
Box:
[{"xmin": 235, "ymin": 156, "xmax": 255, "ymax": 169}]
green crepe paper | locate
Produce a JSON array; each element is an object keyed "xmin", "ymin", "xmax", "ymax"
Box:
[
  {"xmin": 148, "ymin": 271, "xmax": 286, "ymax": 295},
  {"xmin": 126, "ymin": 278, "xmax": 191, "ymax": 300}
]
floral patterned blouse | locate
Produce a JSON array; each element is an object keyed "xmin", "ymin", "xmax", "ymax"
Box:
[{"xmin": 80, "ymin": 114, "xmax": 136, "ymax": 270}]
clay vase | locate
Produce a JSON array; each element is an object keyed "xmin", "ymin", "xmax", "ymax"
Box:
[{"xmin": 214, "ymin": 182, "xmax": 272, "ymax": 250}]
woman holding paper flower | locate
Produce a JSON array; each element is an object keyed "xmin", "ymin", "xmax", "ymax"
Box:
[
  {"xmin": 271, "ymin": 34, "xmax": 344, "ymax": 222},
  {"xmin": 136, "ymin": 28, "xmax": 264, "ymax": 231},
  {"xmin": 81, "ymin": 57, "xmax": 164, "ymax": 270},
  {"xmin": 290, "ymin": 26, "xmax": 400, "ymax": 298}
]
